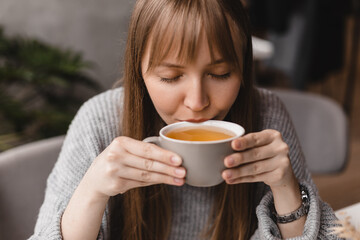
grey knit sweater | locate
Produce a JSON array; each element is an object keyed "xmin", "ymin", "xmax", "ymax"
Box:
[{"xmin": 29, "ymin": 87, "xmax": 340, "ymax": 240}]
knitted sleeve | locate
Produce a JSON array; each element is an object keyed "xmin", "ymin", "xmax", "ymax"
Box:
[
  {"xmin": 250, "ymin": 88, "xmax": 341, "ymax": 240},
  {"xmin": 28, "ymin": 88, "xmax": 123, "ymax": 240}
]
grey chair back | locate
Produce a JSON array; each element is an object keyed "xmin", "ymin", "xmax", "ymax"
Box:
[
  {"xmin": 272, "ymin": 89, "xmax": 348, "ymax": 174},
  {"xmin": 0, "ymin": 136, "xmax": 65, "ymax": 240}
]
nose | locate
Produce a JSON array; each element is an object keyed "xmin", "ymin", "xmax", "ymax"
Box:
[{"xmin": 184, "ymin": 79, "xmax": 209, "ymax": 111}]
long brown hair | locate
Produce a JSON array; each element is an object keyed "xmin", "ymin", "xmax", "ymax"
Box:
[{"xmin": 109, "ymin": 0, "xmax": 258, "ymax": 239}]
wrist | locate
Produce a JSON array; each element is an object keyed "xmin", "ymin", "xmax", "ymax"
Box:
[
  {"xmin": 78, "ymin": 177, "xmax": 110, "ymax": 205},
  {"xmin": 271, "ymin": 184, "xmax": 309, "ymax": 224},
  {"xmin": 271, "ymin": 178, "xmax": 301, "ymax": 215}
]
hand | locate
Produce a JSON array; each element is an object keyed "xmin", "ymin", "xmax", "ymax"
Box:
[
  {"xmin": 82, "ymin": 136, "xmax": 186, "ymax": 199},
  {"xmin": 222, "ymin": 129, "xmax": 297, "ymax": 189},
  {"xmin": 221, "ymin": 129, "xmax": 306, "ymax": 237}
]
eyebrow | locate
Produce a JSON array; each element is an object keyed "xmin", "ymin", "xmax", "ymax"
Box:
[{"xmin": 159, "ymin": 58, "xmax": 227, "ymax": 68}]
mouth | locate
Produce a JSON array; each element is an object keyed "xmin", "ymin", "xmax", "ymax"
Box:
[
  {"xmin": 182, "ymin": 119, "xmax": 209, "ymax": 123},
  {"xmin": 179, "ymin": 116, "xmax": 219, "ymax": 123}
]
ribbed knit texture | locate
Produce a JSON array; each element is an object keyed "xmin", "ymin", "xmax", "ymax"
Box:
[{"xmin": 28, "ymin": 87, "xmax": 340, "ymax": 240}]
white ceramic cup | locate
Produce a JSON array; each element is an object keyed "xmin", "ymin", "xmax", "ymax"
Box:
[{"xmin": 143, "ymin": 120, "xmax": 245, "ymax": 187}]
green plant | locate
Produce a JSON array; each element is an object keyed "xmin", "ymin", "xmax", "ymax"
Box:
[{"xmin": 0, "ymin": 26, "xmax": 101, "ymax": 151}]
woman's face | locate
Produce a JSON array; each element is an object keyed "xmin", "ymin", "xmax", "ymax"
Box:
[{"xmin": 141, "ymin": 34, "xmax": 242, "ymax": 124}]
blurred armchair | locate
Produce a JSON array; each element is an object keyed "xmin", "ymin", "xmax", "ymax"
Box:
[
  {"xmin": 272, "ymin": 89, "xmax": 349, "ymax": 174},
  {"xmin": 0, "ymin": 135, "xmax": 65, "ymax": 240}
]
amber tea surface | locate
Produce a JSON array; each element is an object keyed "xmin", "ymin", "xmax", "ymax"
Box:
[{"xmin": 166, "ymin": 126, "xmax": 235, "ymax": 141}]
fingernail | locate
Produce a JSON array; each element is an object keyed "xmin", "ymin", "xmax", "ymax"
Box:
[
  {"xmin": 234, "ymin": 140, "xmax": 242, "ymax": 150},
  {"xmin": 175, "ymin": 168, "xmax": 186, "ymax": 177},
  {"xmin": 227, "ymin": 157, "xmax": 234, "ymax": 166},
  {"xmin": 225, "ymin": 171, "xmax": 232, "ymax": 179},
  {"xmin": 174, "ymin": 178, "xmax": 183, "ymax": 184},
  {"xmin": 171, "ymin": 156, "xmax": 182, "ymax": 165}
]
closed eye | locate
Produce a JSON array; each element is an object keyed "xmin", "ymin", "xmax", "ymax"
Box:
[
  {"xmin": 209, "ymin": 72, "xmax": 231, "ymax": 80},
  {"xmin": 160, "ymin": 75, "xmax": 182, "ymax": 83}
]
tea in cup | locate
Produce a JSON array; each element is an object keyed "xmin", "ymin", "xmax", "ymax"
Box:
[
  {"xmin": 143, "ymin": 120, "xmax": 245, "ymax": 187},
  {"xmin": 165, "ymin": 125, "xmax": 235, "ymax": 141}
]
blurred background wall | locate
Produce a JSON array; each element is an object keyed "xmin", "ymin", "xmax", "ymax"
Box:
[
  {"xmin": 0, "ymin": 0, "xmax": 136, "ymax": 149},
  {"xmin": 0, "ymin": 0, "xmax": 135, "ymax": 90}
]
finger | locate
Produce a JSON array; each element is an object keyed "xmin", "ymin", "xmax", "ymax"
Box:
[
  {"xmin": 117, "ymin": 179, "xmax": 152, "ymax": 194},
  {"xmin": 224, "ymin": 170, "xmax": 272, "ymax": 185},
  {"xmin": 232, "ymin": 129, "xmax": 282, "ymax": 151},
  {"xmin": 224, "ymin": 143, "xmax": 277, "ymax": 167},
  {"xmin": 115, "ymin": 179, "xmax": 167, "ymax": 194},
  {"xmin": 114, "ymin": 136, "xmax": 182, "ymax": 166},
  {"xmin": 222, "ymin": 158, "xmax": 278, "ymax": 181},
  {"xmin": 224, "ymin": 167, "xmax": 287, "ymax": 186},
  {"xmin": 118, "ymin": 178, "xmax": 185, "ymax": 194},
  {"xmin": 118, "ymin": 166, "xmax": 185, "ymax": 186},
  {"xmin": 122, "ymin": 153, "xmax": 186, "ymax": 178}
]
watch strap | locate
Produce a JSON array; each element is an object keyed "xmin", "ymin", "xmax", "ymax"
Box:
[{"xmin": 272, "ymin": 185, "xmax": 310, "ymax": 224}]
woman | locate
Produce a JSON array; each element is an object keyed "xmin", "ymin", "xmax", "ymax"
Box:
[{"xmin": 30, "ymin": 0, "xmax": 340, "ymax": 239}]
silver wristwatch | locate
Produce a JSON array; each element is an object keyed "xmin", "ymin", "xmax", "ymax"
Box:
[{"xmin": 272, "ymin": 185, "xmax": 310, "ymax": 224}]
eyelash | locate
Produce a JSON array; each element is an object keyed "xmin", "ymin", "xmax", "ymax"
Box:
[
  {"xmin": 209, "ymin": 72, "xmax": 231, "ymax": 80},
  {"xmin": 160, "ymin": 76, "xmax": 181, "ymax": 83},
  {"xmin": 160, "ymin": 72, "xmax": 231, "ymax": 83}
]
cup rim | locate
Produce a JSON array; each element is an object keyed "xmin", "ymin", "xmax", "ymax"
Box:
[{"xmin": 159, "ymin": 120, "xmax": 245, "ymax": 144}]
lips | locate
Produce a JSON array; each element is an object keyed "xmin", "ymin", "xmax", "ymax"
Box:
[{"xmin": 181, "ymin": 118, "xmax": 210, "ymax": 123}]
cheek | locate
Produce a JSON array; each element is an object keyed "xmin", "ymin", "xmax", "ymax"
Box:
[
  {"xmin": 144, "ymin": 80, "xmax": 181, "ymax": 116},
  {"xmin": 152, "ymin": 92, "xmax": 178, "ymax": 112},
  {"xmin": 212, "ymin": 80, "xmax": 241, "ymax": 110}
]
